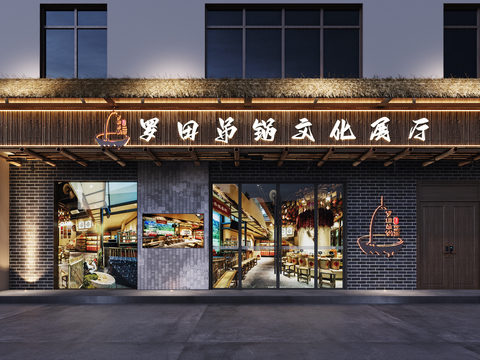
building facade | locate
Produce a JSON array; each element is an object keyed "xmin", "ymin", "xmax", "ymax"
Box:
[{"xmin": 1, "ymin": 1, "xmax": 480, "ymax": 291}]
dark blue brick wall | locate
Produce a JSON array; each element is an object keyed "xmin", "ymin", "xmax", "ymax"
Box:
[
  {"xmin": 10, "ymin": 158, "xmax": 480, "ymax": 290},
  {"xmin": 9, "ymin": 161, "xmax": 137, "ymax": 290},
  {"xmin": 210, "ymin": 160, "xmax": 480, "ymax": 290}
]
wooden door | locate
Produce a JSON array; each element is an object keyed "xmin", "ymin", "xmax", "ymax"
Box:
[{"xmin": 418, "ymin": 201, "xmax": 480, "ymax": 289}]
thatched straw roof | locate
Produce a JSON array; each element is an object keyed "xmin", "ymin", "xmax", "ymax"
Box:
[{"xmin": 1, "ymin": 78, "xmax": 480, "ymax": 98}]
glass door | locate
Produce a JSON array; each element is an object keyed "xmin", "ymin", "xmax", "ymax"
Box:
[
  {"xmin": 279, "ymin": 184, "xmax": 315, "ymax": 288},
  {"xmin": 240, "ymin": 184, "xmax": 277, "ymax": 289}
]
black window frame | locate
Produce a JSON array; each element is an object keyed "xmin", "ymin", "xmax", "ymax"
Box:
[
  {"xmin": 40, "ymin": 3, "xmax": 107, "ymax": 78},
  {"xmin": 444, "ymin": 4, "xmax": 480, "ymax": 78},
  {"xmin": 205, "ymin": 3, "xmax": 363, "ymax": 79}
]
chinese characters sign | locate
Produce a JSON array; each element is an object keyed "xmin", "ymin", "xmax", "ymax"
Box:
[{"xmin": 138, "ymin": 114, "xmax": 431, "ymax": 145}]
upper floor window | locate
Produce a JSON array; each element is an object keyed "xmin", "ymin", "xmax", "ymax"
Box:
[
  {"xmin": 206, "ymin": 4, "xmax": 362, "ymax": 79},
  {"xmin": 444, "ymin": 4, "xmax": 480, "ymax": 78},
  {"xmin": 41, "ymin": 4, "xmax": 107, "ymax": 78}
]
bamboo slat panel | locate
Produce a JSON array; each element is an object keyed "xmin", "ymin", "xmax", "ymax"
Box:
[{"xmin": 1, "ymin": 110, "xmax": 480, "ymax": 147}]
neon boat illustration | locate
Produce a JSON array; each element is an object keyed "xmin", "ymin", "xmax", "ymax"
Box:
[
  {"xmin": 95, "ymin": 111, "xmax": 130, "ymax": 148},
  {"xmin": 357, "ymin": 196, "xmax": 404, "ymax": 257}
]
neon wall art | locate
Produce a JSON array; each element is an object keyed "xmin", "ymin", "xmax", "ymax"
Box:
[{"xmin": 357, "ymin": 196, "xmax": 404, "ymax": 257}]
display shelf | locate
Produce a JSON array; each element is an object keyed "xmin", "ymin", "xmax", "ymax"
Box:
[
  {"xmin": 85, "ymin": 233, "xmax": 100, "ymax": 252},
  {"xmin": 118, "ymin": 230, "xmax": 137, "ymax": 245},
  {"xmin": 222, "ymin": 238, "xmax": 237, "ymax": 247}
]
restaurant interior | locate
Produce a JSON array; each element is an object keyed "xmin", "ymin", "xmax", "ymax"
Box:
[
  {"xmin": 56, "ymin": 181, "xmax": 138, "ymax": 289},
  {"xmin": 212, "ymin": 183, "xmax": 343, "ymax": 289},
  {"xmin": 143, "ymin": 214, "xmax": 204, "ymax": 248}
]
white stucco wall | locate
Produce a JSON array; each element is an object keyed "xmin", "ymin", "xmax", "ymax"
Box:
[{"xmin": 0, "ymin": 0, "xmax": 477, "ymax": 79}]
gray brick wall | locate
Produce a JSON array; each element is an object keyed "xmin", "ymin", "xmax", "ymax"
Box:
[
  {"xmin": 9, "ymin": 161, "xmax": 137, "ymax": 290},
  {"xmin": 210, "ymin": 160, "xmax": 480, "ymax": 290},
  {"xmin": 137, "ymin": 162, "xmax": 209, "ymax": 290}
]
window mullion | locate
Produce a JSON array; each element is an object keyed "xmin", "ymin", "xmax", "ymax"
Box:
[
  {"xmin": 477, "ymin": 9, "xmax": 480, "ymax": 78},
  {"xmin": 320, "ymin": 8, "xmax": 324, "ymax": 78},
  {"xmin": 281, "ymin": 8, "xmax": 285, "ymax": 78},
  {"xmin": 74, "ymin": 8, "xmax": 78, "ymax": 78},
  {"xmin": 359, "ymin": 5, "xmax": 363, "ymax": 78},
  {"xmin": 243, "ymin": 8, "xmax": 246, "ymax": 79}
]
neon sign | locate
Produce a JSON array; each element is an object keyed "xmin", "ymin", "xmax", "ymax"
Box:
[
  {"xmin": 140, "ymin": 117, "xmax": 159, "ymax": 142},
  {"xmin": 178, "ymin": 120, "xmax": 199, "ymax": 140},
  {"xmin": 357, "ymin": 196, "xmax": 404, "ymax": 257},
  {"xmin": 95, "ymin": 111, "xmax": 130, "ymax": 148},
  {"xmin": 215, "ymin": 117, "xmax": 237, "ymax": 143},
  {"xmin": 138, "ymin": 116, "xmax": 430, "ymax": 144},
  {"xmin": 252, "ymin": 118, "xmax": 277, "ymax": 141}
]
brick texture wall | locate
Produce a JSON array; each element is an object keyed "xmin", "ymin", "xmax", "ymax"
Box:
[
  {"xmin": 137, "ymin": 162, "xmax": 209, "ymax": 290},
  {"xmin": 9, "ymin": 161, "xmax": 137, "ymax": 289},
  {"xmin": 9, "ymin": 159, "xmax": 480, "ymax": 290},
  {"xmin": 210, "ymin": 160, "xmax": 480, "ymax": 290}
]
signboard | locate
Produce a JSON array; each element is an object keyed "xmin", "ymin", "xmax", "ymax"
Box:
[
  {"xmin": 4, "ymin": 111, "xmax": 480, "ymax": 147},
  {"xmin": 213, "ymin": 197, "xmax": 231, "ymax": 218}
]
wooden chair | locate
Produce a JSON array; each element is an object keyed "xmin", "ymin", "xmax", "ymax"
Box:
[{"xmin": 297, "ymin": 255, "xmax": 310, "ymax": 284}]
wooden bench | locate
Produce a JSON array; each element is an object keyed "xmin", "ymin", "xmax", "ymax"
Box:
[{"xmin": 213, "ymin": 270, "xmax": 237, "ymax": 288}]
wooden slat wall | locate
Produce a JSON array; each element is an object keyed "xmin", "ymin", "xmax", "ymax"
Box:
[{"xmin": 1, "ymin": 110, "xmax": 480, "ymax": 147}]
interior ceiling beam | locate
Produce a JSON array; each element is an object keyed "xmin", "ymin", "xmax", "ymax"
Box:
[
  {"xmin": 234, "ymin": 147, "xmax": 240, "ymax": 167},
  {"xmin": 56, "ymin": 147, "xmax": 87, "ymax": 167},
  {"xmin": 384, "ymin": 147, "xmax": 413, "ymax": 167},
  {"xmin": 277, "ymin": 147, "xmax": 289, "ymax": 167},
  {"xmin": 317, "ymin": 147, "xmax": 335, "ymax": 167},
  {"xmin": 422, "ymin": 147, "xmax": 458, "ymax": 167},
  {"xmin": 19, "ymin": 147, "xmax": 56, "ymax": 167},
  {"xmin": 143, "ymin": 147, "xmax": 162, "ymax": 166},
  {"xmin": 3, "ymin": 102, "xmax": 480, "ymax": 111},
  {"xmin": 188, "ymin": 147, "xmax": 200, "ymax": 166},
  {"xmin": 353, "ymin": 148, "xmax": 377, "ymax": 167},
  {"xmin": 458, "ymin": 153, "xmax": 480, "ymax": 167},
  {"xmin": 101, "ymin": 147, "xmax": 126, "ymax": 167}
]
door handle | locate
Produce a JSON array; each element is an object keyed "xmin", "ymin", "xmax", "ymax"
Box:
[
  {"xmin": 443, "ymin": 245, "xmax": 450, "ymax": 257},
  {"xmin": 449, "ymin": 245, "xmax": 456, "ymax": 256},
  {"xmin": 443, "ymin": 245, "xmax": 456, "ymax": 258}
]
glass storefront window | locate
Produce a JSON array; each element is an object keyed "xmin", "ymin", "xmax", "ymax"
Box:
[
  {"xmin": 56, "ymin": 181, "xmax": 137, "ymax": 289},
  {"xmin": 211, "ymin": 182, "xmax": 344, "ymax": 289},
  {"xmin": 280, "ymin": 184, "xmax": 315, "ymax": 289},
  {"xmin": 212, "ymin": 184, "xmax": 239, "ymax": 288},
  {"xmin": 317, "ymin": 184, "xmax": 344, "ymax": 289}
]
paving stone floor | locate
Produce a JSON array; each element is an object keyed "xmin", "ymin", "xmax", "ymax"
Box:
[{"xmin": 1, "ymin": 302, "xmax": 480, "ymax": 359}]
